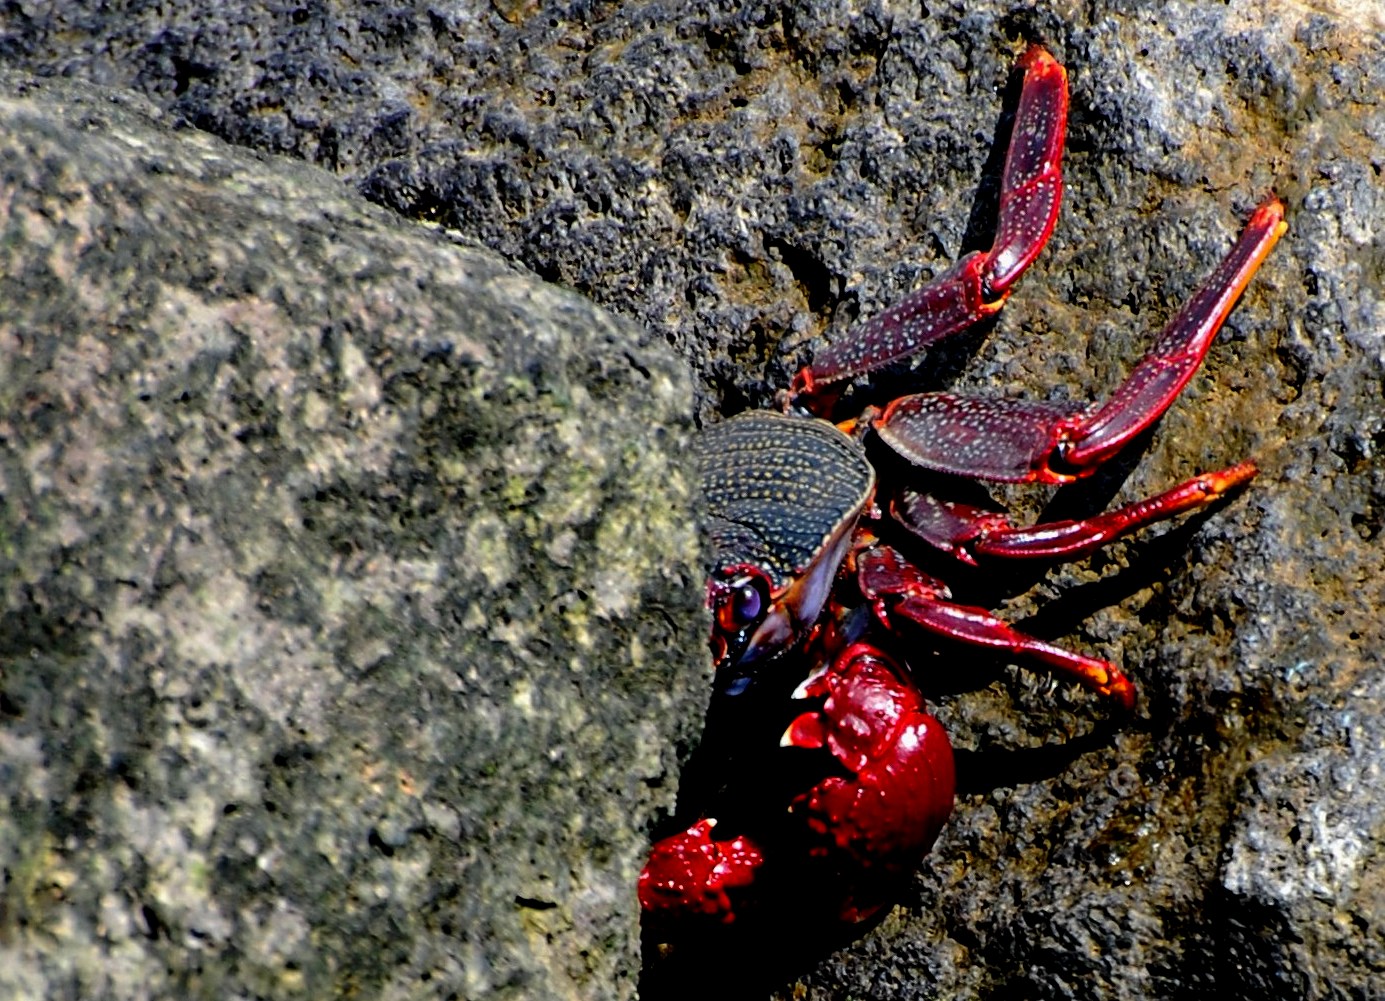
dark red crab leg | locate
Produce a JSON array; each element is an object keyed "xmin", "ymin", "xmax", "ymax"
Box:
[
  {"xmin": 874, "ymin": 196, "xmax": 1286, "ymax": 484},
  {"xmin": 893, "ymin": 460, "xmax": 1258, "ymax": 565},
  {"xmin": 1061, "ymin": 197, "xmax": 1286, "ymax": 469},
  {"xmin": 788, "ymin": 44, "xmax": 1067, "ymax": 411},
  {"xmin": 857, "ymin": 545, "xmax": 1136, "ymax": 709}
]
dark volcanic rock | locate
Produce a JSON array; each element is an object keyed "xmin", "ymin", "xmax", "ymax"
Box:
[
  {"xmin": 0, "ymin": 73, "xmax": 702, "ymax": 1000},
  {"xmin": 2, "ymin": 2, "xmax": 1384, "ymax": 999}
]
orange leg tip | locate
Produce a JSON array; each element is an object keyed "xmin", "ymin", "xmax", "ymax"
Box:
[
  {"xmin": 1095, "ymin": 667, "xmax": 1137, "ymax": 712},
  {"xmin": 1214, "ymin": 460, "xmax": 1260, "ymax": 491},
  {"xmin": 1110, "ymin": 679, "xmax": 1137, "ymax": 713},
  {"xmin": 980, "ymin": 289, "xmax": 1012, "ymax": 315},
  {"xmin": 1193, "ymin": 460, "xmax": 1259, "ymax": 498},
  {"xmin": 1250, "ymin": 196, "xmax": 1288, "ymax": 241}
]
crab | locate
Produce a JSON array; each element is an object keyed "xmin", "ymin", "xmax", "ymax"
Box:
[{"xmin": 640, "ymin": 44, "xmax": 1286, "ymax": 932}]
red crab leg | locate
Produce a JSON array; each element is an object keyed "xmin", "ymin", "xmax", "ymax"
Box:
[
  {"xmin": 892, "ymin": 460, "xmax": 1258, "ymax": 565},
  {"xmin": 857, "ymin": 545, "xmax": 1136, "ymax": 709},
  {"xmin": 1062, "ymin": 197, "xmax": 1286, "ymax": 468},
  {"xmin": 787, "ymin": 44, "xmax": 1067, "ymax": 411},
  {"xmin": 873, "ymin": 197, "xmax": 1286, "ymax": 483}
]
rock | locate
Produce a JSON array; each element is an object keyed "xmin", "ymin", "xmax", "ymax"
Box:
[
  {"xmin": 0, "ymin": 72, "xmax": 703, "ymax": 1001},
  {"xmin": 3, "ymin": 1, "xmax": 1383, "ymax": 999}
]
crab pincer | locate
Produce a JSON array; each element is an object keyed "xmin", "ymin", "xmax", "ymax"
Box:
[
  {"xmin": 782, "ymin": 642, "xmax": 956, "ymax": 923},
  {"xmin": 639, "ymin": 819, "xmax": 766, "ymax": 926}
]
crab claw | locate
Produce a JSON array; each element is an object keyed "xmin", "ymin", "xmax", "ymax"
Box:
[
  {"xmin": 781, "ymin": 643, "xmax": 956, "ymax": 921},
  {"xmin": 781, "ymin": 710, "xmax": 829, "ymax": 750},
  {"xmin": 639, "ymin": 819, "xmax": 767, "ymax": 925}
]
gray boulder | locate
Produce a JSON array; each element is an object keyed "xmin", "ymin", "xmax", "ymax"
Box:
[{"xmin": 0, "ymin": 74, "xmax": 703, "ymax": 1001}]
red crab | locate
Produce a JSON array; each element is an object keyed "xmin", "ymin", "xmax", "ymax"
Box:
[{"xmin": 641, "ymin": 44, "xmax": 1285, "ymax": 931}]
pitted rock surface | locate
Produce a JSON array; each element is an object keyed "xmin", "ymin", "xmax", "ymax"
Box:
[{"xmin": 0, "ymin": 71, "xmax": 701, "ymax": 1001}]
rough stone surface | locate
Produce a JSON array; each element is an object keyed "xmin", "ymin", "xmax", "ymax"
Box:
[
  {"xmin": 0, "ymin": 73, "xmax": 702, "ymax": 1001},
  {"xmin": 3, "ymin": 1, "xmax": 1384, "ymax": 1000}
]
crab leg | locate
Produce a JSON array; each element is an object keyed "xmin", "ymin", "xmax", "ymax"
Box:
[
  {"xmin": 858, "ymin": 545, "xmax": 1135, "ymax": 709},
  {"xmin": 1062, "ymin": 197, "xmax": 1286, "ymax": 469},
  {"xmin": 788, "ymin": 45, "xmax": 1067, "ymax": 409},
  {"xmin": 892, "ymin": 460, "xmax": 1258, "ymax": 565},
  {"xmin": 873, "ymin": 197, "xmax": 1286, "ymax": 483}
]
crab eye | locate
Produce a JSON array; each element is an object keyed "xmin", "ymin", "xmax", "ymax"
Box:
[
  {"xmin": 714, "ymin": 572, "xmax": 769, "ymax": 634},
  {"xmin": 731, "ymin": 582, "xmax": 762, "ymax": 624}
]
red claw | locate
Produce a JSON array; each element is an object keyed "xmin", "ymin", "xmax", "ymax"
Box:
[
  {"xmin": 783, "ymin": 643, "xmax": 956, "ymax": 921},
  {"xmin": 639, "ymin": 819, "xmax": 766, "ymax": 925}
]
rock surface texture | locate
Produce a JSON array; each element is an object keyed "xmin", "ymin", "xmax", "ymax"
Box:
[
  {"xmin": 0, "ymin": 72, "xmax": 701, "ymax": 1001},
  {"xmin": 2, "ymin": 2, "xmax": 1383, "ymax": 1000}
]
